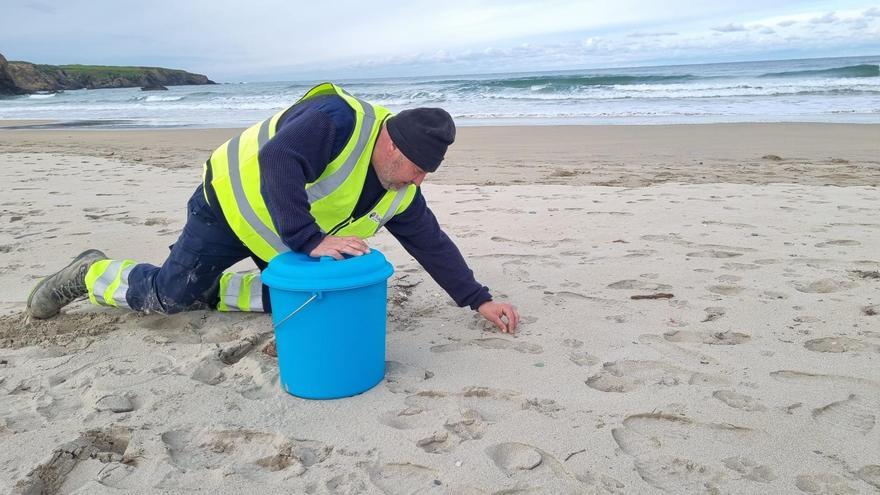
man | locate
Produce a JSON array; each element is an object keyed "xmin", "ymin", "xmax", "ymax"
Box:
[{"xmin": 27, "ymin": 83, "xmax": 519, "ymax": 333}]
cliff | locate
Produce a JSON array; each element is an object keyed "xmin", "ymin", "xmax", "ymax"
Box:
[
  {"xmin": 0, "ymin": 53, "xmax": 25, "ymax": 95},
  {"xmin": 0, "ymin": 53, "xmax": 214, "ymax": 94}
]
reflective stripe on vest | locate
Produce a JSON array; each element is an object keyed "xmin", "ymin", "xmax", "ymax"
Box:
[
  {"xmin": 306, "ymin": 98, "xmax": 375, "ymax": 204},
  {"xmin": 225, "ymin": 121, "xmax": 289, "ymax": 256},
  {"xmin": 217, "ymin": 272, "xmax": 264, "ymax": 312},
  {"xmin": 206, "ymin": 82, "xmax": 417, "ymax": 262},
  {"xmin": 332, "ymin": 184, "xmax": 417, "ymax": 238},
  {"xmin": 85, "ymin": 259, "xmax": 136, "ymax": 308}
]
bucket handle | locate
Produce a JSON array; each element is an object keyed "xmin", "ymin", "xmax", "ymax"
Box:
[{"xmin": 274, "ymin": 292, "xmax": 320, "ymax": 330}]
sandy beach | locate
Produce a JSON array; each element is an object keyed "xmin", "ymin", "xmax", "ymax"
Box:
[{"xmin": 0, "ymin": 122, "xmax": 879, "ymax": 494}]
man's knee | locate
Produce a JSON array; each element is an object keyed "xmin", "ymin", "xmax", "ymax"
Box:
[{"xmin": 153, "ymin": 275, "xmax": 217, "ymax": 315}]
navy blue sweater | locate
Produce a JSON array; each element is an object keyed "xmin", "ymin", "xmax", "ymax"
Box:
[{"xmin": 209, "ymin": 95, "xmax": 491, "ymax": 310}]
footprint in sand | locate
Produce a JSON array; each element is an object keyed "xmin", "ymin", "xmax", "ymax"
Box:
[
  {"xmin": 377, "ymin": 406, "xmax": 438, "ymax": 431},
  {"xmin": 702, "ymin": 307, "xmax": 726, "ymax": 322},
  {"xmin": 607, "ymin": 279, "xmax": 673, "ymax": 291},
  {"xmin": 382, "ymin": 386, "xmax": 559, "ymax": 455},
  {"xmin": 430, "ymin": 337, "xmax": 543, "ymax": 354},
  {"xmin": 713, "ymin": 390, "xmax": 767, "ymax": 412},
  {"xmin": 487, "ymin": 442, "xmax": 543, "ymax": 473},
  {"xmin": 755, "ymin": 258, "xmax": 782, "ymax": 265},
  {"xmin": 770, "ymin": 370, "xmax": 880, "ymax": 390},
  {"xmin": 857, "ymin": 465, "xmax": 880, "ymax": 490},
  {"xmin": 814, "ymin": 239, "xmax": 860, "ymax": 248},
  {"xmin": 586, "ymin": 360, "xmax": 726, "ymax": 393},
  {"xmin": 569, "ymin": 351, "xmax": 599, "ymax": 367},
  {"xmin": 12, "ymin": 427, "xmax": 133, "ymax": 494},
  {"xmin": 143, "ymin": 217, "xmax": 171, "ymax": 226},
  {"xmin": 612, "ymin": 413, "xmax": 759, "ymax": 494},
  {"xmin": 325, "ymin": 472, "xmax": 370, "ymax": 494},
  {"xmin": 722, "ymin": 262, "xmax": 761, "ymax": 271},
  {"xmin": 485, "ymin": 442, "xmax": 597, "ymax": 492},
  {"xmin": 804, "ymin": 336, "xmax": 876, "ymax": 354},
  {"xmin": 625, "ymin": 249, "xmax": 657, "ymax": 257},
  {"xmin": 415, "ymin": 431, "xmax": 457, "ymax": 454},
  {"xmin": 794, "ymin": 279, "xmax": 857, "ymax": 294},
  {"xmin": 619, "ymin": 413, "xmax": 757, "ymax": 445},
  {"xmin": 771, "ymin": 371, "xmax": 879, "ymax": 435},
  {"xmin": 687, "ymin": 250, "xmax": 743, "ymax": 258},
  {"xmin": 708, "ymin": 285, "xmax": 744, "ymax": 295},
  {"xmin": 812, "ymin": 394, "xmax": 876, "ymax": 435},
  {"xmin": 384, "ymin": 361, "xmax": 434, "ymax": 394},
  {"xmin": 664, "ymin": 330, "xmax": 751, "ymax": 345},
  {"xmin": 560, "ymin": 338, "xmax": 599, "ymax": 366},
  {"xmin": 639, "ymin": 333, "xmax": 720, "ymax": 366},
  {"xmin": 502, "ymin": 259, "xmax": 532, "ymax": 281},
  {"xmin": 795, "ymin": 473, "xmax": 859, "ymax": 494},
  {"xmin": 722, "ymin": 456, "xmax": 777, "ymax": 483},
  {"xmin": 186, "ymin": 345, "xmax": 279, "ymax": 400},
  {"xmin": 850, "ymin": 269, "xmax": 880, "ymax": 280},
  {"xmin": 367, "ymin": 463, "xmax": 441, "ymax": 495},
  {"xmin": 159, "ymin": 428, "xmax": 330, "ymax": 482}
]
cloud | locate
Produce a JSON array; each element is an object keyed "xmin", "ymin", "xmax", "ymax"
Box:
[
  {"xmin": 2, "ymin": 0, "xmax": 880, "ymax": 80},
  {"xmin": 809, "ymin": 12, "xmax": 838, "ymax": 24},
  {"xmin": 626, "ymin": 31, "xmax": 678, "ymax": 38},
  {"xmin": 711, "ymin": 23, "xmax": 748, "ymax": 32},
  {"xmin": 844, "ymin": 17, "xmax": 869, "ymax": 29}
]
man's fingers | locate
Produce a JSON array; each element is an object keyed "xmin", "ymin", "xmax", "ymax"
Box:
[
  {"xmin": 491, "ymin": 313, "xmax": 508, "ymax": 333},
  {"xmin": 344, "ymin": 237, "xmax": 370, "ymax": 252},
  {"xmin": 506, "ymin": 306, "xmax": 520, "ymax": 332},
  {"xmin": 341, "ymin": 246, "xmax": 367, "ymax": 256}
]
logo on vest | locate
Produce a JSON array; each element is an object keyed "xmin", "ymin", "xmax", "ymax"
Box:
[{"xmin": 369, "ymin": 211, "xmax": 381, "ymax": 223}]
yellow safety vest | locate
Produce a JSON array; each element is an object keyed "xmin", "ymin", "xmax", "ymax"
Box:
[{"xmin": 204, "ymin": 83, "xmax": 417, "ymax": 262}]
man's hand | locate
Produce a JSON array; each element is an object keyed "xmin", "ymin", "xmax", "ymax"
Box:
[
  {"xmin": 478, "ymin": 301, "xmax": 520, "ymax": 333},
  {"xmin": 309, "ymin": 236, "xmax": 371, "ymax": 260}
]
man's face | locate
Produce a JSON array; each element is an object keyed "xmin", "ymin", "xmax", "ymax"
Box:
[{"xmin": 377, "ymin": 152, "xmax": 428, "ymax": 191}]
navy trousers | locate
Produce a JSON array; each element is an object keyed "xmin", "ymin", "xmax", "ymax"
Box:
[{"xmin": 125, "ymin": 185, "xmax": 272, "ymax": 314}]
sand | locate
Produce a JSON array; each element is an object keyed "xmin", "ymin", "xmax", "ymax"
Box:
[{"xmin": 0, "ymin": 123, "xmax": 879, "ymax": 494}]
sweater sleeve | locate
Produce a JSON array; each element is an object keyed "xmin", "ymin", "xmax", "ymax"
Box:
[
  {"xmin": 385, "ymin": 190, "xmax": 493, "ymax": 310},
  {"xmin": 258, "ymin": 110, "xmax": 337, "ymax": 254}
]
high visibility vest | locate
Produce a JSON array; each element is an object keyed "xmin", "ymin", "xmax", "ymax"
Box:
[{"xmin": 204, "ymin": 83, "xmax": 417, "ymax": 262}]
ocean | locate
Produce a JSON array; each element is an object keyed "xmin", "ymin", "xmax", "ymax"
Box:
[{"xmin": 1, "ymin": 55, "xmax": 878, "ymax": 128}]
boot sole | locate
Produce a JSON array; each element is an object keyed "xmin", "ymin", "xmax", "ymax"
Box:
[{"xmin": 27, "ymin": 249, "xmax": 107, "ymax": 318}]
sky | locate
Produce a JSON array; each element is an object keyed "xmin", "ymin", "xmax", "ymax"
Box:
[{"xmin": 2, "ymin": 1, "xmax": 879, "ymax": 81}]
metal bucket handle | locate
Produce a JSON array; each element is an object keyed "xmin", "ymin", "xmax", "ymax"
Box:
[{"xmin": 275, "ymin": 291, "xmax": 321, "ymax": 330}]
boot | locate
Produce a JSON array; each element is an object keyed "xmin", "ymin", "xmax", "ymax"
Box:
[{"xmin": 27, "ymin": 249, "xmax": 107, "ymax": 319}]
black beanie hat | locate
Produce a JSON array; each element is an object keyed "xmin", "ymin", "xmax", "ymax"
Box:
[{"xmin": 386, "ymin": 108, "xmax": 455, "ymax": 172}]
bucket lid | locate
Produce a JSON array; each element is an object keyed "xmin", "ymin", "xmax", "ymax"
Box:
[{"xmin": 261, "ymin": 249, "xmax": 394, "ymax": 291}]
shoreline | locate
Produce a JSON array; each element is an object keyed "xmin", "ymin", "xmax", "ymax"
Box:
[
  {"xmin": 3, "ymin": 118, "xmax": 880, "ymax": 130},
  {"xmin": 2, "ymin": 122, "xmax": 877, "ymax": 187}
]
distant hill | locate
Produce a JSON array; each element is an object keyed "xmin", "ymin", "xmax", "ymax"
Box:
[{"xmin": 0, "ymin": 52, "xmax": 214, "ymax": 95}]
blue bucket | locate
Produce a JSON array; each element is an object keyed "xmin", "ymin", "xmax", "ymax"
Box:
[{"xmin": 261, "ymin": 249, "xmax": 393, "ymax": 399}]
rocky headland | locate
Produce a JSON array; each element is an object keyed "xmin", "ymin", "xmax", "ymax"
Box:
[{"xmin": 0, "ymin": 52, "xmax": 214, "ymax": 95}]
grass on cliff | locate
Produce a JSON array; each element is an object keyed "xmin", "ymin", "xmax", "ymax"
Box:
[{"xmin": 34, "ymin": 64, "xmax": 187, "ymax": 78}]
